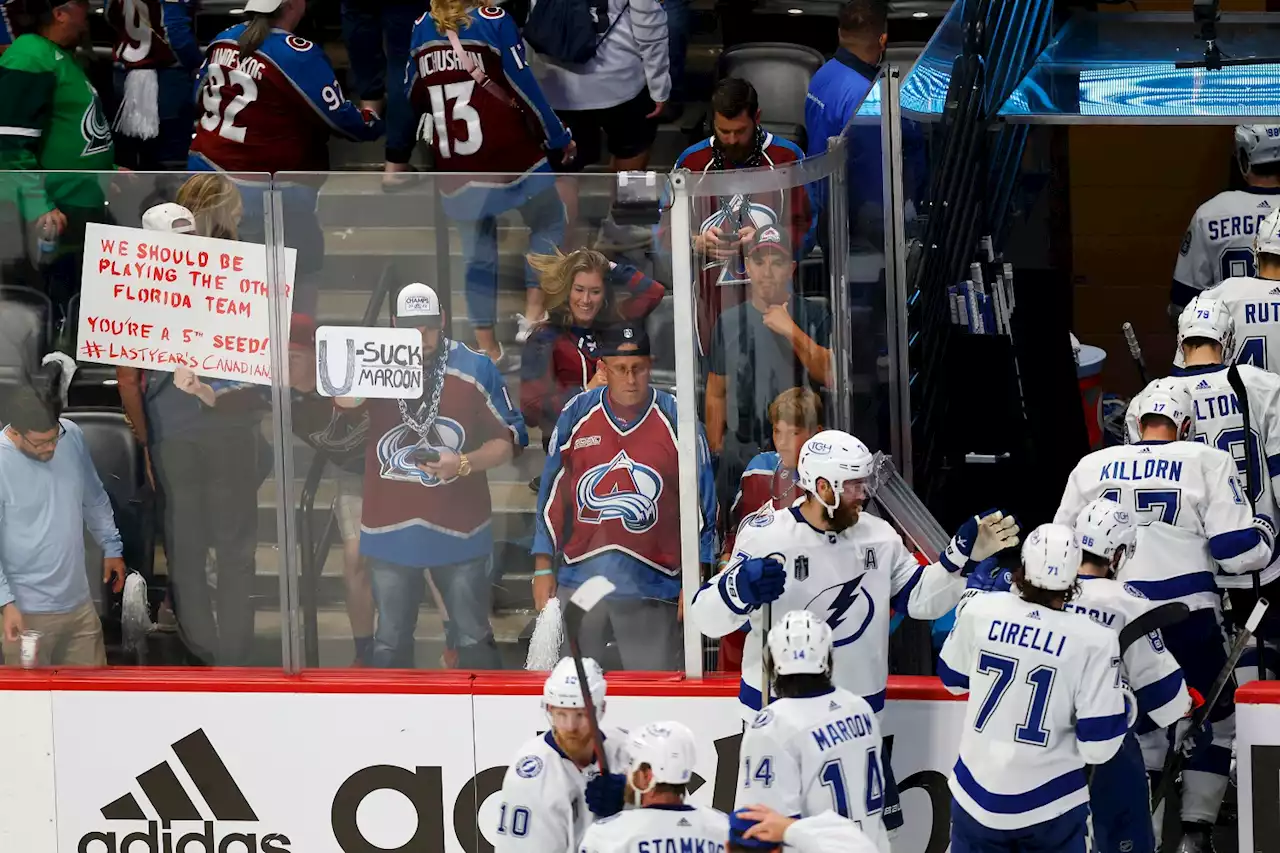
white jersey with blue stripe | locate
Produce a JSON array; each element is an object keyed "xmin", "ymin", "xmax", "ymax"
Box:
[
  {"xmin": 938, "ymin": 591, "xmax": 1127, "ymax": 831},
  {"xmin": 1174, "ymin": 276, "xmax": 1280, "ymax": 372},
  {"xmin": 690, "ymin": 505, "xmax": 965, "ymax": 719},
  {"xmin": 577, "ymin": 804, "xmax": 727, "ymax": 853},
  {"xmin": 735, "ymin": 686, "xmax": 890, "ymax": 852},
  {"xmin": 1123, "ymin": 363, "xmax": 1280, "ymax": 587},
  {"xmin": 1174, "ymin": 188, "xmax": 1280, "ymax": 296},
  {"xmin": 1067, "ymin": 577, "xmax": 1191, "ymax": 729},
  {"xmin": 1054, "ymin": 440, "xmax": 1270, "ymax": 610}
]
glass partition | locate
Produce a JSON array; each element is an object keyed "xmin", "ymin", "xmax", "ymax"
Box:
[
  {"xmin": 275, "ymin": 169, "xmax": 704, "ymax": 673},
  {"xmin": 0, "ymin": 169, "xmax": 287, "ymax": 669}
]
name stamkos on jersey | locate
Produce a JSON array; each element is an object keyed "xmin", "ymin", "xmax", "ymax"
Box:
[{"xmin": 515, "ymin": 755, "xmax": 543, "ymax": 778}]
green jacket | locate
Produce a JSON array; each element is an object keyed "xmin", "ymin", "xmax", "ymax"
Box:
[{"xmin": 0, "ymin": 33, "xmax": 115, "ymax": 218}]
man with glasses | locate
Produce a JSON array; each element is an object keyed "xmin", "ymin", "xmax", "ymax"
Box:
[{"xmin": 0, "ymin": 381, "xmax": 126, "ymax": 666}]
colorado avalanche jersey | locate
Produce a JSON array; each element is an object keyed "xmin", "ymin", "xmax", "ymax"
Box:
[
  {"xmin": 407, "ymin": 7, "xmax": 569, "ymax": 182},
  {"xmin": 359, "ymin": 342, "xmax": 527, "ymax": 568},
  {"xmin": 1054, "ymin": 441, "xmax": 1269, "ymax": 610},
  {"xmin": 533, "ymin": 386, "xmax": 716, "ymax": 600},
  {"xmin": 190, "ymin": 25, "xmax": 382, "ymax": 174},
  {"xmin": 736, "ymin": 687, "xmax": 889, "ymax": 852},
  {"xmin": 1174, "ymin": 188, "xmax": 1280, "ymax": 300},
  {"xmin": 106, "ymin": 0, "xmax": 203, "ymax": 71},
  {"xmin": 577, "ymin": 805, "xmax": 729, "ymax": 853},
  {"xmin": 1176, "ymin": 275, "xmax": 1280, "ymax": 371},
  {"xmin": 727, "ymin": 451, "xmax": 802, "ymax": 541},
  {"xmin": 1124, "ymin": 363, "xmax": 1280, "ymax": 586},
  {"xmin": 691, "ymin": 506, "xmax": 966, "ymax": 717},
  {"xmin": 938, "ymin": 591, "xmax": 1127, "ymax": 830},
  {"xmin": 496, "ymin": 727, "xmax": 631, "ymax": 853}
]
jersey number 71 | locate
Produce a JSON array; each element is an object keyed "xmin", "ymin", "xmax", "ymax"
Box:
[{"xmin": 975, "ymin": 652, "xmax": 1056, "ymax": 746}]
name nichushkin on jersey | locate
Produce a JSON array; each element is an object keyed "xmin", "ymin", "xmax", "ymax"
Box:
[{"xmin": 83, "ymin": 728, "xmax": 291, "ymax": 853}]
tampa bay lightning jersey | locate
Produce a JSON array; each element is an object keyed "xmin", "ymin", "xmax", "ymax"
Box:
[
  {"xmin": 1174, "ymin": 188, "xmax": 1280, "ymax": 294},
  {"xmin": 1054, "ymin": 440, "xmax": 1269, "ymax": 609},
  {"xmin": 938, "ymin": 591, "xmax": 1127, "ymax": 831},
  {"xmin": 496, "ymin": 728, "xmax": 631, "ymax": 853},
  {"xmin": 736, "ymin": 686, "xmax": 890, "ymax": 853},
  {"xmin": 577, "ymin": 805, "xmax": 728, "ymax": 853},
  {"xmin": 1175, "ymin": 276, "xmax": 1280, "ymax": 372},
  {"xmin": 1124, "ymin": 363, "xmax": 1280, "ymax": 587},
  {"xmin": 690, "ymin": 505, "xmax": 965, "ymax": 718}
]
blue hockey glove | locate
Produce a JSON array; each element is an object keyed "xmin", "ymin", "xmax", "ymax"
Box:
[
  {"xmin": 585, "ymin": 772, "xmax": 626, "ymax": 817},
  {"xmin": 963, "ymin": 556, "xmax": 1012, "ymax": 589},
  {"xmin": 724, "ymin": 555, "xmax": 786, "ymax": 610}
]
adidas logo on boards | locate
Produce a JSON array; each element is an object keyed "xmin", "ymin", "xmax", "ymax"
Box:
[{"xmin": 81, "ymin": 729, "xmax": 290, "ymax": 853}]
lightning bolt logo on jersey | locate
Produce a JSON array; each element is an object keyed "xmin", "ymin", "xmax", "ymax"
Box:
[
  {"xmin": 691, "ymin": 505, "xmax": 966, "ymax": 718},
  {"xmin": 575, "ymin": 450, "xmax": 663, "ymax": 532}
]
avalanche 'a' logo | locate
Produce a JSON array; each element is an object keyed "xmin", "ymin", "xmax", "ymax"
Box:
[
  {"xmin": 806, "ymin": 575, "xmax": 875, "ymax": 648},
  {"xmin": 376, "ymin": 417, "xmax": 465, "ymax": 487},
  {"xmin": 576, "ymin": 450, "xmax": 662, "ymax": 532},
  {"xmin": 699, "ymin": 201, "xmax": 780, "ymax": 286}
]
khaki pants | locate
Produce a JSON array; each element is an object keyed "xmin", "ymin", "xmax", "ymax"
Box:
[{"xmin": 2, "ymin": 602, "xmax": 106, "ymax": 667}]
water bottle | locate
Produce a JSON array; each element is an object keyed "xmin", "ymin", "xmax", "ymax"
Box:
[{"xmin": 37, "ymin": 221, "xmax": 57, "ymax": 266}]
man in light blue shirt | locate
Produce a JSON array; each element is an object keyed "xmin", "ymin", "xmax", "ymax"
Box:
[{"xmin": 0, "ymin": 385, "xmax": 125, "ymax": 666}]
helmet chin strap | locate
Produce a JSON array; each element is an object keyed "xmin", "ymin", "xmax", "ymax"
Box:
[
  {"xmin": 631, "ymin": 769, "xmax": 654, "ymax": 807},
  {"xmin": 815, "ymin": 478, "xmax": 841, "ymax": 518}
]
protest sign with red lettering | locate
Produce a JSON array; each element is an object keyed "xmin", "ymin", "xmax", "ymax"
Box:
[{"xmin": 75, "ymin": 223, "xmax": 297, "ymax": 385}]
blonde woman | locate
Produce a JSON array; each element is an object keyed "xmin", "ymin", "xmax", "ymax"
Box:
[
  {"xmin": 176, "ymin": 173, "xmax": 243, "ymax": 240},
  {"xmin": 407, "ymin": 0, "xmax": 575, "ymax": 368},
  {"xmin": 519, "ymin": 247, "xmax": 665, "ymax": 447}
]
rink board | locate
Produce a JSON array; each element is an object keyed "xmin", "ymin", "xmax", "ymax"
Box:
[
  {"xmin": 0, "ymin": 671, "xmax": 962, "ymax": 853},
  {"xmin": 1235, "ymin": 683, "xmax": 1280, "ymax": 853}
]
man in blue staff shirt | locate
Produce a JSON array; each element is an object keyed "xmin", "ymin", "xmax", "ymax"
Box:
[
  {"xmin": 0, "ymin": 377, "xmax": 126, "ymax": 666},
  {"xmin": 804, "ymin": 0, "xmax": 886, "ymax": 158}
]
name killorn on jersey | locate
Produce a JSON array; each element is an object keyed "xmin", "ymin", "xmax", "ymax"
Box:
[{"xmin": 1097, "ymin": 458, "xmax": 1183, "ymax": 482}]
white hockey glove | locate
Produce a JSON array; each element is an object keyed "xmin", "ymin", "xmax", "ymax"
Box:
[
  {"xmin": 1252, "ymin": 513, "xmax": 1277, "ymax": 552},
  {"xmin": 1121, "ymin": 680, "xmax": 1139, "ymax": 731},
  {"xmin": 941, "ymin": 510, "xmax": 1021, "ymax": 573}
]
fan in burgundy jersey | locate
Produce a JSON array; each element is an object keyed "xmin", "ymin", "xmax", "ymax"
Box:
[
  {"xmin": 189, "ymin": 0, "xmax": 383, "ymax": 175},
  {"xmin": 106, "ymin": 0, "xmax": 203, "ymax": 167}
]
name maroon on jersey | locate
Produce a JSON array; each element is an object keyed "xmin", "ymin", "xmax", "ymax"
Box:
[
  {"xmin": 108, "ymin": 0, "xmax": 178, "ymax": 69},
  {"xmin": 192, "ymin": 40, "xmax": 333, "ymax": 173},
  {"xmin": 544, "ymin": 404, "xmax": 683, "ymax": 573},
  {"xmin": 408, "ymin": 41, "xmax": 546, "ymax": 180}
]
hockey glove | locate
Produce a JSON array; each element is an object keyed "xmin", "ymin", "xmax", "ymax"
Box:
[
  {"xmin": 1253, "ymin": 513, "xmax": 1277, "ymax": 552},
  {"xmin": 584, "ymin": 772, "xmax": 627, "ymax": 818},
  {"xmin": 724, "ymin": 555, "xmax": 786, "ymax": 610},
  {"xmin": 1173, "ymin": 716, "xmax": 1213, "ymax": 760},
  {"xmin": 963, "ymin": 557, "xmax": 1012, "ymax": 591},
  {"xmin": 1120, "ymin": 680, "xmax": 1139, "ymax": 731},
  {"xmin": 942, "ymin": 510, "xmax": 1020, "ymax": 573}
]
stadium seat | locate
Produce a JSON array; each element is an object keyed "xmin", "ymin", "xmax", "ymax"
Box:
[
  {"xmin": 0, "ymin": 285, "xmax": 52, "ymax": 384},
  {"xmin": 717, "ymin": 42, "xmax": 826, "ymax": 149},
  {"xmin": 64, "ymin": 408, "xmax": 156, "ymax": 617}
]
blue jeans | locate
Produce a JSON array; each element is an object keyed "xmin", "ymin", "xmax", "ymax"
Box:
[
  {"xmin": 339, "ymin": 0, "xmax": 423, "ymax": 163},
  {"xmin": 951, "ymin": 800, "xmax": 1087, "ymax": 853},
  {"xmin": 457, "ymin": 182, "xmax": 566, "ymax": 328},
  {"xmin": 663, "ymin": 0, "xmax": 689, "ymax": 103},
  {"xmin": 367, "ymin": 554, "xmax": 501, "ymax": 669}
]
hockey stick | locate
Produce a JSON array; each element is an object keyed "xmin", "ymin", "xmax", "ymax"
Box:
[
  {"xmin": 1151, "ymin": 598, "xmax": 1269, "ymax": 814},
  {"xmin": 563, "ymin": 575, "xmax": 616, "ymax": 774},
  {"xmin": 1118, "ymin": 602, "xmax": 1190, "ymax": 655},
  {"xmin": 1122, "ymin": 322, "xmax": 1149, "ymax": 387},
  {"xmin": 1227, "ymin": 362, "xmax": 1267, "ymax": 682},
  {"xmin": 759, "ymin": 551, "xmax": 786, "ymax": 710}
]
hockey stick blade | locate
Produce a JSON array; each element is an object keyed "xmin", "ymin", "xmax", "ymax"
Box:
[
  {"xmin": 563, "ymin": 575, "xmax": 616, "ymax": 774},
  {"xmin": 759, "ymin": 552, "xmax": 787, "ymax": 710},
  {"xmin": 1151, "ymin": 598, "xmax": 1270, "ymax": 813},
  {"xmin": 1118, "ymin": 602, "xmax": 1189, "ymax": 655}
]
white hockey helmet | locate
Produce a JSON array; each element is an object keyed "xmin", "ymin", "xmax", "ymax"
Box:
[
  {"xmin": 767, "ymin": 610, "xmax": 833, "ymax": 676},
  {"xmin": 1177, "ymin": 295, "xmax": 1236, "ymax": 362},
  {"xmin": 627, "ymin": 721, "xmax": 698, "ymax": 790},
  {"xmin": 1236, "ymin": 125, "xmax": 1280, "ymax": 173},
  {"xmin": 1255, "ymin": 208, "xmax": 1280, "ymax": 262},
  {"xmin": 1074, "ymin": 497, "xmax": 1137, "ymax": 571},
  {"xmin": 1020, "ymin": 523, "xmax": 1082, "ymax": 592},
  {"xmin": 542, "ymin": 656, "xmax": 606, "ymax": 712},
  {"xmin": 1133, "ymin": 377, "xmax": 1195, "ymax": 440},
  {"xmin": 796, "ymin": 429, "xmax": 879, "ymax": 516}
]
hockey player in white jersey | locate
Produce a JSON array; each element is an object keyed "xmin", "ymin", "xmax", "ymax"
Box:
[
  {"xmin": 729, "ymin": 806, "xmax": 880, "ymax": 853},
  {"xmin": 575, "ymin": 721, "xmax": 728, "ymax": 853},
  {"xmin": 735, "ymin": 610, "xmax": 890, "ymax": 852},
  {"xmin": 1071, "ymin": 498, "xmax": 1195, "ymax": 853},
  {"xmin": 1057, "ymin": 379, "xmax": 1272, "ymax": 851},
  {"xmin": 1172, "ymin": 125, "xmax": 1280, "ymax": 315},
  {"xmin": 494, "ymin": 658, "xmax": 630, "ymax": 853},
  {"xmin": 1176, "ymin": 209, "xmax": 1280, "ymax": 371},
  {"xmin": 938, "ymin": 524, "xmax": 1128, "ymax": 853},
  {"xmin": 691, "ymin": 429, "xmax": 1021, "ymax": 718}
]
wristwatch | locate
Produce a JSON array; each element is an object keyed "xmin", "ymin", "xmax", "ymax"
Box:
[{"xmin": 458, "ymin": 453, "xmax": 472, "ymax": 477}]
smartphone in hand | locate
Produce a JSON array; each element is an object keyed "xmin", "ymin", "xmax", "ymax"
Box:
[{"xmin": 410, "ymin": 446, "xmax": 441, "ymax": 465}]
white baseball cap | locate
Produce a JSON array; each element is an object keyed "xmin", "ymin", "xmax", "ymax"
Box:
[
  {"xmin": 142, "ymin": 203, "xmax": 195, "ymax": 234},
  {"xmin": 243, "ymin": 0, "xmax": 285, "ymax": 13},
  {"xmin": 395, "ymin": 282, "xmax": 443, "ymax": 327}
]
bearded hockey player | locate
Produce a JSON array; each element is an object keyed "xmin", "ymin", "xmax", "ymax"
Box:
[
  {"xmin": 1177, "ymin": 208, "xmax": 1280, "ymax": 371},
  {"xmin": 495, "ymin": 658, "xmax": 630, "ymax": 853},
  {"xmin": 735, "ymin": 609, "xmax": 890, "ymax": 852},
  {"xmin": 1057, "ymin": 378, "xmax": 1273, "ymax": 850},
  {"xmin": 939, "ymin": 524, "xmax": 1128, "ymax": 853},
  {"xmin": 1172, "ymin": 125, "xmax": 1280, "ymax": 315},
  {"xmin": 576, "ymin": 721, "xmax": 727, "ymax": 853}
]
